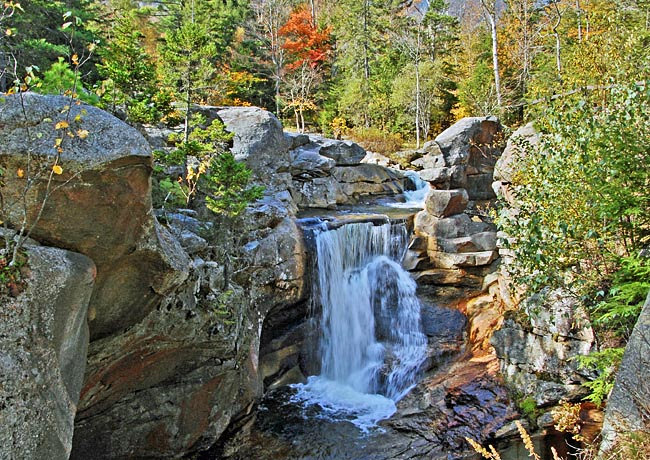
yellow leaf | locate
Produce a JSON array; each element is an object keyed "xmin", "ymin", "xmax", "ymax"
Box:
[
  {"xmin": 52, "ymin": 165, "xmax": 63, "ymax": 175},
  {"xmin": 71, "ymin": 54, "xmax": 79, "ymax": 66},
  {"xmin": 54, "ymin": 138, "xmax": 62, "ymax": 147},
  {"xmin": 77, "ymin": 129, "xmax": 89, "ymax": 139},
  {"xmin": 55, "ymin": 120, "xmax": 69, "ymax": 130},
  {"xmin": 74, "ymin": 114, "xmax": 81, "ymax": 122},
  {"xmin": 5, "ymin": 28, "xmax": 12, "ymax": 36},
  {"xmin": 16, "ymin": 168, "xmax": 24, "ymax": 178}
]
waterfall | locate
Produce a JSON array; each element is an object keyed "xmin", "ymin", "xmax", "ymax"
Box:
[{"xmin": 293, "ymin": 221, "xmax": 427, "ymax": 430}]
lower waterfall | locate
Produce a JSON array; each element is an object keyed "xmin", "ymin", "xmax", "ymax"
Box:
[{"xmin": 293, "ymin": 221, "xmax": 427, "ymax": 431}]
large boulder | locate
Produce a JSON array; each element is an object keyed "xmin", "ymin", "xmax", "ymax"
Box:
[
  {"xmin": 0, "ymin": 244, "xmax": 95, "ymax": 460},
  {"xmin": 415, "ymin": 117, "xmax": 502, "ymax": 200},
  {"xmin": 307, "ymin": 135, "xmax": 366, "ymax": 165},
  {"xmin": 217, "ymin": 106, "xmax": 293, "ymax": 193},
  {"xmin": 491, "ymin": 288, "xmax": 595, "ymax": 406},
  {"xmin": 435, "ymin": 116, "xmax": 501, "ymax": 167},
  {"xmin": 425, "ymin": 189, "xmax": 469, "ymax": 218},
  {"xmin": 599, "ymin": 290, "xmax": 650, "ymax": 453},
  {"xmin": 0, "ymin": 93, "xmax": 190, "ymax": 340}
]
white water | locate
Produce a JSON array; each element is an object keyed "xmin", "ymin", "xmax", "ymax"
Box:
[
  {"xmin": 293, "ymin": 222, "xmax": 427, "ymax": 431},
  {"xmin": 389, "ymin": 171, "xmax": 430, "ymax": 208}
]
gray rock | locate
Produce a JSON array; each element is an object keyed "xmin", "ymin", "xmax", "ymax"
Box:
[
  {"xmin": 418, "ymin": 167, "xmax": 450, "ymax": 185},
  {"xmin": 600, "ymin": 290, "xmax": 650, "ymax": 453},
  {"xmin": 290, "ymin": 144, "xmax": 336, "ymax": 178},
  {"xmin": 217, "ymin": 106, "xmax": 292, "ymax": 191},
  {"xmin": 307, "ymin": 134, "xmax": 366, "ymax": 165},
  {"xmin": 414, "ymin": 212, "xmax": 493, "ymax": 240},
  {"xmin": 285, "ymin": 131, "xmax": 310, "ymax": 149},
  {"xmin": 435, "ymin": 116, "xmax": 500, "ymax": 166},
  {"xmin": 425, "ymin": 189, "xmax": 469, "ymax": 217},
  {"xmin": 0, "ymin": 245, "xmax": 95, "ymax": 460},
  {"xmin": 491, "ymin": 288, "xmax": 595, "ymax": 407},
  {"xmin": 178, "ymin": 230, "xmax": 208, "ymax": 254},
  {"xmin": 412, "ymin": 152, "xmax": 446, "ymax": 170},
  {"xmin": 437, "ymin": 232, "xmax": 497, "ymax": 253},
  {"xmin": 361, "ymin": 150, "xmax": 393, "ymax": 167},
  {"xmin": 428, "ymin": 250, "xmax": 499, "ymax": 269}
]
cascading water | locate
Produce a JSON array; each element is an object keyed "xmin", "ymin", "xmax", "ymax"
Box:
[
  {"xmin": 293, "ymin": 221, "xmax": 427, "ymax": 431},
  {"xmin": 389, "ymin": 170, "xmax": 431, "ymax": 208}
]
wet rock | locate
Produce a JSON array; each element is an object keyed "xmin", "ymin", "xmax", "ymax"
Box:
[
  {"xmin": 0, "ymin": 93, "xmax": 190, "ymax": 340},
  {"xmin": 491, "ymin": 288, "xmax": 595, "ymax": 407},
  {"xmin": 425, "ymin": 189, "xmax": 469, "ymax": 217},
  {"xmin": 600, "ymin": 291, "xmax": 650, "ymax": 453},
  {"xmin": 0, "ymin": 245, "xmax": 95, "ymax": 460}
]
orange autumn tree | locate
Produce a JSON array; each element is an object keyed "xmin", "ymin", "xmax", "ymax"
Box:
[{"xmin": 279, "ymin": 3, "xmax": 331, "ymax": 132}]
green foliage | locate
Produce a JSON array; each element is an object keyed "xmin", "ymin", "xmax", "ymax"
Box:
[
  {"xmin": 592, "ymin": 256, "xmax": 650, "ymax": 336},
  {"xmin": 518, "ymin": 396, "xmax": 540, "ymax": 424},
  {"xmin": 211, "ymin": 289, "xmax": 236, "ymax": 325},
  {"xmin": 97, "ymin": 6, "xmax": 163, "ymax": 123},
  {"xmin": 497, "ymin": 83, "xmax": 650, "ymax": 302},
  {"xmin": 204, "ymin": 153, "xmax": 264, "ymax": 217},
  {"xmin": 576, "ymin": 347, "xmax": 625, "ymax": 407},
  {"xmin": 32, "ymin": 57, "xmax": 99, "ymax": 104},
  {"xmin": 2, "ymin": 0, "xmax": 100, "ymax": 89}
]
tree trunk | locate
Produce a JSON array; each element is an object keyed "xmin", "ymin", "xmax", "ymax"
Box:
[
  {"xmin": 414, "ymin": 28, "xmax": 421, "ymax": 148},
  {"xmin": 481, "ymin": 0, "xmax": 502, "ymax": 109},
  {"xmin": 184, "ymin": 73, "xmax": 192, "ymax": 143}
]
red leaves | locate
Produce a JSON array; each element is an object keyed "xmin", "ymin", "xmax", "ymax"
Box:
[{"xmin": 279, "ymin": 3, "xmax": 331, "ymax": 71}]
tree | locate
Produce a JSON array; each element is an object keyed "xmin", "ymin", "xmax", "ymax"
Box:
[
  {"xmin": 1, "ymin": 0, "xmax": 99, "ymax": 91},
  {"xmin": 279, "ymin": 3, "xmax": 331, "ymax": 131},
  {"xmin": 497, "ymin": 82, "xmax": 650, "ymax": 327},
  {"xmin": 97, "ymin": 6, "xmax": 159, "ymax": 122},
  {"xmin": 160, "ymin": 1, "xmax": 217, "ymax": 142},
  {"xmin": 479, "ymin": 0, "xmax": 503, "ymax": 108},
  {"xmin": 393, "ymin": 0, "xmax": 457, "ymax": 145},
  {"xmin": 250, "ymin": 0, "xmax": 292, "ymax": 115}
]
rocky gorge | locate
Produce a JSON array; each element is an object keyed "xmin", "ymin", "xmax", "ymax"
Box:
[{"xmin": 1, "ymin": 93, "xmax": 647, "ymax": 460}]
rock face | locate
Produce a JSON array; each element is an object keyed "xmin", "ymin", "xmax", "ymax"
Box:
[
  {"xmin": 0, "ymin": 244, "xmax": 95, "ymax": 460},
  {"xmin": 491, "ymin": 288, "xmax": 595, "ymax": 406},
  {"xmin": 66, "ymin": 104, "xmax": 311, "ymax": 459},
  {"xmin": 0, "ymin": 93, "xmax": 190, "ymax": 340},
  {"xmin": 72, "ymin": 205, "xmax": 308, "ymax": 459},
  {"xmin": 599, "ymin": 291, "xmax": 650, "ymax": 453}
]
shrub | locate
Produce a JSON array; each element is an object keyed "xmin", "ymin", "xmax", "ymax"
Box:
[{"xmin": 347, "ymin": 127, "xmax": 403, "ymax": 156}]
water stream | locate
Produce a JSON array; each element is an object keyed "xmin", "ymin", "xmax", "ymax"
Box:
[{"xmin": 292, "ymin": 221, "xmax": 427, "ymax": 431}]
